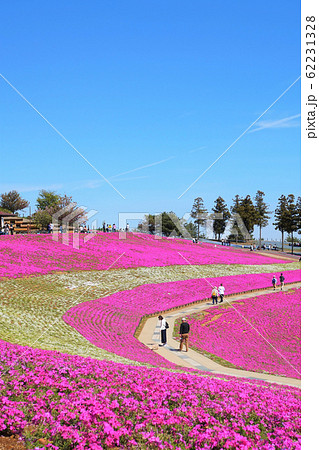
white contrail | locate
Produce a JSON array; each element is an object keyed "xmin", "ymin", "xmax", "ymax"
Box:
[
  {"xmin": 249, "ymin": 113, "xmax": 301, "ymax": 133},
  {"xmin": 111, "ymin": 156, "xmax": 175, "ymax": 179}
]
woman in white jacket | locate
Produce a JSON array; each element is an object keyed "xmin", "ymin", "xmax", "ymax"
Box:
[{"xmin": 158, "ymin": 315, "xmax": 167, "ymax": 346}]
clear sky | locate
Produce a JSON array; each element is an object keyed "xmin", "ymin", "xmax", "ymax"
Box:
[{"xmin": 0, "ymin": 1, "xmax": 300, "ymax": 239}]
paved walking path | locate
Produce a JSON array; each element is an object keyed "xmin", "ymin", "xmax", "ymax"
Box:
[
  {"xmin": 257, "ymin": 251, "xmax": 299, "ymax": 261},
  {"xmin": 138, "ymin": 283, "xmax": 301, "ymax": 387}
]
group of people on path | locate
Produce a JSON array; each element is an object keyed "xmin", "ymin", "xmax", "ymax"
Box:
[
  {"xmin": 157, "ymin": 283, "xmax": 225, "ymax": 351},
  {"xmin": 102, "ymin": 223, "xmax": 130, "ymax": 232},
  {"xmin": 158, "ymin": 316, "xmax": 190, "ymax": 352},
  {"xmin": 210, "ymin": 284, "xmax": 225, "ymax": 305},
  {"xmin": 157, "ymin": 272, "xmax": 288, "ymax": 352},
  {"xmin": 102, "ymin": 223, "xmax": 117, "ymax": 232},
  {"xmin": 272, "ymin": 273, "xmax": 285, "ymax": 290},
  {"xmin": 1, "ymin": 223, "xmax": 14, "ymax": 235}
]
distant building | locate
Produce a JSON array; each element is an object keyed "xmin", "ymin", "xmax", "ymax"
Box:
[{"xmin": 0, "ymin": 210, "xmax": 39, "ymax": 234}]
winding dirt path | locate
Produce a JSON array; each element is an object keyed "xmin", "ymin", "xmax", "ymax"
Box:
[{"xmin": 138, "ymin": 283, "xmax": 301, "ymax": 387}]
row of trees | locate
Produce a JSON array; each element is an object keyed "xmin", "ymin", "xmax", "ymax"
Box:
[
  {"xmin": 138, "ymin": 212, "xmax": 197, "ymax": 238},
  {"xmin": 273, "ymin": 195, "xmax": 301, "ymax": 253},
  {"xmin": 0, "ymin": 190, "xmax": 86, "ymax": 230},
  {"xmin": 138, "ymin": 192, "xmax": 301, "ymax": 252},
  {"xmin": 190, "ymin": 192, "xmax": 301, "ymax": 251},
  {"xmin": 1, "ymin": 189, "xmax": 301, "ymax": 251}
]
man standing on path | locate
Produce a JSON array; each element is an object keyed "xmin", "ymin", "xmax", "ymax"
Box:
[
  {"xmin": 158, "ymin": 315, "xmax": 168, "ymax": 346},
  {"xmin": 218, "ymin": 283, "xmax": 225, "ymax": 303},
  {"xmin": 211, "ymin": 286, "xmax": 218, "ymax": 305},
  {"xmin": 179, "ymin": 318, "xmax": 190, "ymax": 352},
  {"xmin": 279, "ymin": 273, "xmax": 285, "ymax": 290}
]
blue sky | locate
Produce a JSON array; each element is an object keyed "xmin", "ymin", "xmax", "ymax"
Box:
[{"xmin": 0, "ymin": 1, "xmax": 300, "ymax": 239}]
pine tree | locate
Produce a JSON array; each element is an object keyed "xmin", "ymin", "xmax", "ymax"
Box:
[
  {"xmin": 296, "ymin": 196, "xmax": 301, "ymax": 235},
  {"xmin": 236, "ymin": 195, "xmax": 257, "ymax": 236},
  {"xmin": 254, "ymin": 191, "xmax": 271, "ymax": 249},
  {"xmin": 273, "ymin": 195, "xmax": 288, "ymax": 251},
  {"xmin": 229, "ymin": 195, "xmax": 243, "ymax": 242},
  {"xmin": 191, "ymin": 197, "xmax": 207, "ymax": 239},
  {"xmin": 285, "ymin": 194, "xmax": 299, "ymax": 254},
  {"xmin": 212, "ymin": 197, "xmax": 230, "ymax": 240},
  {"xmin": 231, "ymin": 195, "xmax": 242, "ymax": 213}
]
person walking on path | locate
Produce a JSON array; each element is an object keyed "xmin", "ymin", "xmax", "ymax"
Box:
[
  {"xmin": 211, "ymin": 286, "xmax": 218, "ymax": 305},
  {"xmin": 179, "ymin": 318, "xmax": 190, "ymax": 352},
  {"xmin": 218, "ymin": 283, "xmax": 225, "ymax": 303},
  {"xmin": 279, "ymin": 273, "xmax": 285, "ymax": 290},
  {"xmin": 158, "ymin": 315, "xmax": 168, "ymax": 346},
  {"xmin": 272, "ymin": 275, "xmax": 277, "ymax": 290}
]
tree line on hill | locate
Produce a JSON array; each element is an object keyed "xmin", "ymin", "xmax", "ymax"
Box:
[
  {"xmin": 138, "ymin": 191, "xmax": 301, "ymax": 253},
  {"xmin": 0, "ymin": 189, "xmax": 301, "ymax": 252}
]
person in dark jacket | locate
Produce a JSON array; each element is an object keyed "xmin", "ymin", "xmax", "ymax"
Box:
[
  {"xmin": 279, "ymin": 273, "xmax": 285, "ymax": 290},
  {"xmin": 179, "ymin": 318, "xmax": 190, "ymax": 352}
]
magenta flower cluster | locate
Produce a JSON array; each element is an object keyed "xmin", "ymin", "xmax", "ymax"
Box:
[
  {"xmin": 64, "ymin": 270, "xmax": 301, "ymax": 369},
  {"xmin": 0, "ymin": 340, "xmax": 301, "ymax": 449},
  {"xmin": 0, "ymin": 233, "xmax": 291, "ymax": 279},
  {"xmin": 187, "ymin": 288, "xmax": 301, "ymax": 379}
]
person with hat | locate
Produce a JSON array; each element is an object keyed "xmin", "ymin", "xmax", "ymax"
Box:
[
  {"xmin": 179, "ymin": 318, "xmax": 190, "ymax": 352},
  {"xmin": 211, "ymin": 286, "xmax": 218, "ymax": 305}
]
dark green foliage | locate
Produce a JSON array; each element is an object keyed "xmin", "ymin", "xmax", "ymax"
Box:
[
  {"xmin": 254, "ymin": 191, "xmax": 271, "ymax": 248},
  {"xmin": 273, "ymin": 194, "xmax": 301, "ymax": 252},
  {"xmin": 212, "ymin": 196, "xmax": 230, "ymax": 240},
  {"xmin": 36, "ymin": 190, "xmax": 60, "ymax": 210},
  {"xmin": 191, "ymin": 197, "xmax": 208, "ymax": 239}
]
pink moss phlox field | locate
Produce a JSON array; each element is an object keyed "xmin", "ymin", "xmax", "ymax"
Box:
[
  {"xmin": 0, "ymin": 233, "xmax": 291, "ymax": 279},
  {"xmin": 64, "ymin": 270, "xmax": 300, "ymax": 369},
  {"xmin": 187, "ymin": 288, "xmax": 301, "ymax": 379},
  {"xmin": 0, "ymin": 340, "xmax": 301, "ymax": 449}
]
